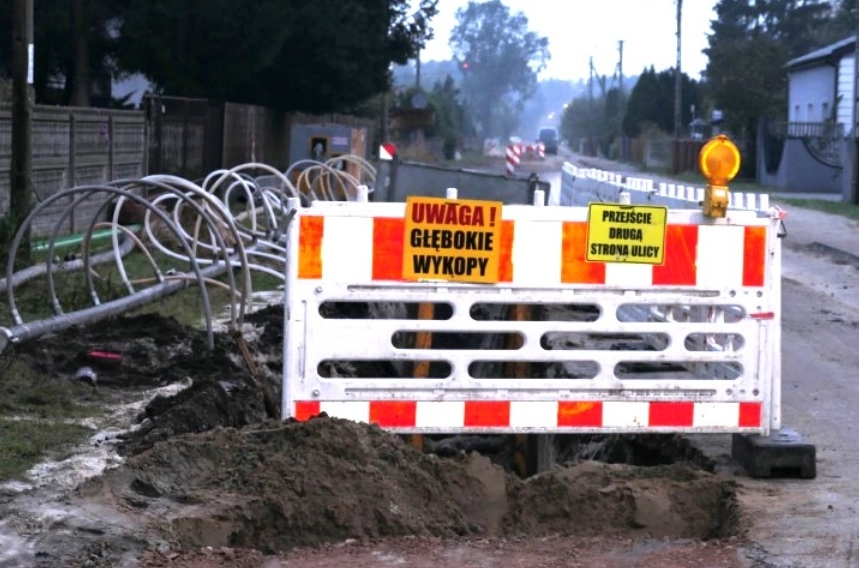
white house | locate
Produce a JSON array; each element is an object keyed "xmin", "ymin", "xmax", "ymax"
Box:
[
  {"xmin": 785, "ymin": 36, "xmax": 854, "ymax": 132},
  {"xmin": 757, "ymin": 37, "xmax": 854, "ymax": 194}
]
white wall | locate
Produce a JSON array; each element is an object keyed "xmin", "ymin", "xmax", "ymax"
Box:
[
  {"xmin": 788, "ymin": 65, "xmax": 836, "ymax": 123},
  {"xmin": 838, "ymin": 55, "xmax": 855, "ymax": 134}
]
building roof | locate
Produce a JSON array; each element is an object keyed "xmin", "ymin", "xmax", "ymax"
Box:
[{"xmin": 786, "ymin": 36, "xmax": 855, "ymax": 72}]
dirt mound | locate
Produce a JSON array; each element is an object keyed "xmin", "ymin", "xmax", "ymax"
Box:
[
  {"xmin": 116, "ymin": 335, "xmax": 271, "ymax": 456},
  {"xmin": 111, "ymin": 416, "xmax": 487, "ymax": 553},
  {"xmin": 117, "ymin": 374, "xmax": 268, "ymax": 457},
  {"xmin": 11, "ymin": 313, "xmax": 209, "ymax": 387},
  {"xmin": 90, "ymin": 417, "xmax": 738, "ymax": 558}
]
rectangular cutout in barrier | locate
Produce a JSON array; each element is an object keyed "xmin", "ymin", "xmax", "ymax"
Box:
[
  {"xmin": 319, "ymin": 301, "xmax": 454, "ymax": 320},
  {"xmin": 471, "ymin": 302, "xmax": 601, "ymax": 322}
]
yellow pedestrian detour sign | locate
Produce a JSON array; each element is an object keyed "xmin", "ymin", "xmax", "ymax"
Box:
[{"xmin": 586, "ymin": 203, "xmax": 668, "ymax": 265}]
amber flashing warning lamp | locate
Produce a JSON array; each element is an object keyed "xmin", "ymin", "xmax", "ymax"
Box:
[{"xmin": 698, "ymin": 134, "xmax": 741, "ymax": 218}]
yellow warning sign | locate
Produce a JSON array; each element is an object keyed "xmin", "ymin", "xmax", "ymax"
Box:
[
  {"xmin": 586, "ymin": 203, "xmax": 668, "ymax": 265},
  {"xmin": 402, "ymin": 196, "xmax": 503, "ymax": 284}
]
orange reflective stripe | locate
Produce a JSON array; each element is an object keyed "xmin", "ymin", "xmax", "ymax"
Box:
[
  {"xmin": 498, "ymin": 220, "xmax": 515, "ymax": 282},
  {"xmin": 464, "ymin": 401, "xmax": 510, "ymax": 427},
  {"xmin": 373, "ymin": 217, "xmax": 405, "ymax": 280},
  {"xmin": 561, "ymin": 222, "xmax": 605, "ymax": 284},
  {"xmin": 369, "ymin": 401, "xmax": 417, "ymax": 427},
  {"xmin": 294, "ymin": 401, "xmax": 321, "ymax": 421},
  {"xmin": 739, "ymin": 402, "xmax": 762, "ymax": 427},
  {"xmin": 557, "ymin": 401, "xmax": 602, "ymax": 427},
  {"xmin": 649, "ymin": 401, "xmax": 694, "ymax": 427},
  {"xmin": 298, "ymin": 216, "xmax": 324, "ymax": 279},
  {"xmin": 653, "ymin": 224, "xmax": 698, "ymax": 286},
  {"xmin": 743, "ymin": 226, "xmax": 766, "ymax": 287}
]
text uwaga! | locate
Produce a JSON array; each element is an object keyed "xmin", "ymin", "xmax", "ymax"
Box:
[{"xmin": 409, "ymin": 201, "xmax": 497, "ymax": 278}]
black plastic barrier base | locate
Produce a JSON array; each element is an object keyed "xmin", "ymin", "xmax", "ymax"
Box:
[{"xmin": 731, "ymin": 428, "xmax": 816, "ymax": 479}]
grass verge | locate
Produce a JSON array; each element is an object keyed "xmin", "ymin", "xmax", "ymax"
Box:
[
  {"xmin": 0, "ymin": 248, "xmax": 283, "ymax": 329},
  {"xmin": 0, "ymin": 420, "xmax": 94, "ymax": 482},
  {"xmin": 0, "ymin": 358, "xmax": 106, "ymax": 482}
]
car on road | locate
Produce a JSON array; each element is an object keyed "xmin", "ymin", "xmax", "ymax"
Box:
[{"xmin": 538, "ymin": 127, "xmax": 558, "ymax": 155}]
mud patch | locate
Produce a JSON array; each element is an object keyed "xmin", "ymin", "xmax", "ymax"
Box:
[
  {"xmin": 794, "ymin": 241, "xmax": 859, "ymax": 267},
  {"xmin": 10, "ymin": 314, "xmax": 209, "ymax": 387}
]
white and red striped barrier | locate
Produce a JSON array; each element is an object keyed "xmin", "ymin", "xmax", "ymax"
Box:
[
  {"xmin": 282, "ymin": 189, "xmax": 783, "ymax": 436},
  {"xmin": 505, "ymin": 144, "xmax": 521, "ymax": 175}
]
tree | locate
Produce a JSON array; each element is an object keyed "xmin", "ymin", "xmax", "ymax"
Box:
[
  {"xmin": 820, "ymin": 0, "xmax": 857, "ymax": 45},
  {"xmin": 623, "ymin": 66, "xmax": 700, "ymax": 137},
  {"xmin": 428, "ymin": 76, "xmax": 468, "ymax": 157},
  {"xmin": 449, "ymin": 0, "xmax": 549, "ymax": 138},
  {"xmin": 704, "ymin": 0, "xmax": 833, "ymax": 135},
  {"xmin": 0, "ymin": 0, "xmax": 118, "ymax": 105},
  {"xmin": 114, "ymin": 0, "xmax": 438, "ymax": 112}
]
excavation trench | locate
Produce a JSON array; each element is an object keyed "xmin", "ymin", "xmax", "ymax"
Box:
[{"xmin": 2, "ymin": 302, "xmax": 742, "ymax": 566}]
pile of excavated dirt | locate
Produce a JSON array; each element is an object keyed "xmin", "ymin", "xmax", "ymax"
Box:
[
  {"xmin": 76, "ymin": 416, "xmax": 739, "ymax": 561},
  {"xmin": 111, "ymin": 305, "xmax": 292, "ymax": 456},
  {"xmin": 2, "ymin": 305, "xmax": 743, "ymax": 567}
]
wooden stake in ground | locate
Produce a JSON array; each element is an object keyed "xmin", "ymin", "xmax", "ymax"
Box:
[{"xmin": 233, "ymin": 329, "xmax": 279, "ymax": 419}]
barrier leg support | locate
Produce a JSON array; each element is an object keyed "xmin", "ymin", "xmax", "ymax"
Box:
[
  {"xmin": 409, "ymin": 302, "xmax": 435, "ymax": 451},
  {"xmin": 506, "ymin": 304, "xmax": 555, "ymax": 477},
  {"xmin": 731, "ymin": 427, "xmax": 816, "ymax": 479}
]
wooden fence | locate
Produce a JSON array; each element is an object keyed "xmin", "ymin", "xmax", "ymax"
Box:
[
  {"xmin": 0, "ymin": 104, "xmax": 146, "ymax": 236},
  {"xmin": 144, "ymin": 95, "xmax": 374, "ymax": 179}
]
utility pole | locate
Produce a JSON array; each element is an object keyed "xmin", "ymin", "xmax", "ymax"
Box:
[
  {"xmin": 588, "ymin": 56, "xmax": 594, "ymax": 103},
  {"xmin": 11, "ymin": 0, "xmax": 34, "ymax": 256},
  {"xmin": 674, "ymin": 0, "xmax": 683, "ymax": 139},
  {"xmin": 852, "ymin": 2, "xmax": 859, "ymax": 204},
  {"xmin": 618, "ymin": 40, "xmax": 624, "ymax": 101},
  {"xmin": 415, "ymin": 51, "xmax": 421, "ymax": 92}
]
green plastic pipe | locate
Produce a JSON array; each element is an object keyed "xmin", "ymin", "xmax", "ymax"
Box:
[{"xmin": 30, "ymin": 224, "xmax": 142, "ymax": 253}]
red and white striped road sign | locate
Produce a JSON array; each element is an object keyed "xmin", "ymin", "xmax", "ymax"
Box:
[
  {"xmin": 379, "ymin": 142, "xmax": 398, "ymax": 161},
  {"xmin": 506, "ymin": 144, "xmax": 521, "ymax": 175}
]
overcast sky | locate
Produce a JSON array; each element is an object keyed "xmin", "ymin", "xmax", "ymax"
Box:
[{"xmin": 418, "ymin": 1, "xmax": 719, "ymax": 82}]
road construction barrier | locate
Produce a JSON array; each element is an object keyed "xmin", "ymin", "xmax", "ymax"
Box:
[
  {"xmin": 561, "ymin": 163, "xmax": 772, "ymax": 215},
  {"xmin": 506, "ymin": 144, "xmax": 521, "ymax": 175},
  {"xmin": 282, "ymin": 187, "xmax": 782, "ymax": 436}
]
